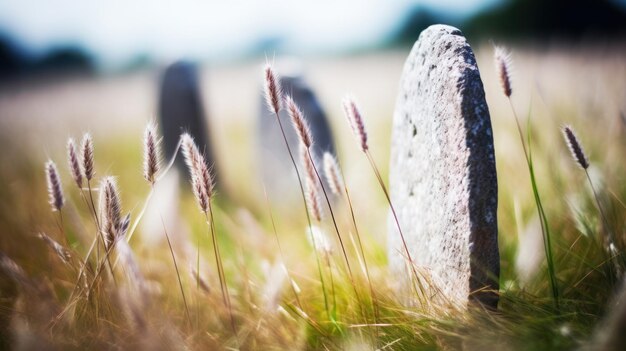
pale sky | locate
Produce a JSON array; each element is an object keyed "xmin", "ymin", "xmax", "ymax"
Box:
[{"xmin": 0, "ymin": 0, "xmax": 498, "ymax": 67}]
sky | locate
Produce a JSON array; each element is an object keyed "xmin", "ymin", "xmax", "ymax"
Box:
[{"xmin": 0, "ymin": 0, "xmax": 499, "ymax": 68}]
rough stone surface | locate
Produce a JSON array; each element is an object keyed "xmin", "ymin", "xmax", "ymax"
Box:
[
  {"xmin": 259, "ymin": 74, "xmax": 335, "ymax": 203},
  {"xmin": 158, "ymin": 61, "xmax": 217, "ymax": 183},
  {"xmin": 388, "ymin": 24, "xmax": 499, "ymax": 308}
]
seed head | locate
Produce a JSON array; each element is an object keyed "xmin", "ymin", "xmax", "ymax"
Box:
[
  {"xmin": 38, "ymin": 232, "xmax": 71, "ymax": 265},
  {"xmin": 81, "ymin": 133, "xmax": 95, "ymax": 181},
  {"xmin": 45, "ymin": 160, "xmax": 64, "ymax": 211},
  {"xmin": 99, "ymin": 176, "xmax": 122, "ymax": 250},
  {"xmin": 300, "ymin": 145, "xmax": 323, "ymax": 221},
  {"xmin": 67, "ymin": 138, "xmax": 83, "ymax": 189},
  {"xmin": 494, "ymin": 46, "xmax": 513, "ymax": 97},
  {"xmin": 285, "ymin": 95, "xmax": 313, "ymax": 148},
  {"xmin": 342, "ymin": 96, "xmax": 368, "ymax": 152},
  {"xmin": 323, "ymin": 152, "xmax": 344, "ymax": 196},
  {"xmin": 264, "ymin": 64, "xmax": 282, "ymax": 115},
  {"xmin": 143, "ymin": 122, "xmax": 161, "ymax": 184},
  {"xmin": 181, "ymin": 133, "xmax": 213, "ymax": 213},
  {"xmin": 562, "ymin": 125, "xmax": 589, "ymax": 169}
]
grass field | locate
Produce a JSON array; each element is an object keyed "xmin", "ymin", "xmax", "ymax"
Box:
[{"xmin": 0, "ymin": 44, "xmax": 625, "ymax": 350}]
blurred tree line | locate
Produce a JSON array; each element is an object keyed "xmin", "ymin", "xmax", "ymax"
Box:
[
  {"xmin": 1, "ymin": 0, "xmax": 625, "ymax": 80},
  {"xmin": 393, "ymin": 0, "xmax": 626, "ymax": 44}
]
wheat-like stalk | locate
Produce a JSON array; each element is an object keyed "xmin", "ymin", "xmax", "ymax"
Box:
[
  {"xmin": 496, "ymin": 47, "xmax": 560, "ymax": 310},
  {"xmin": 264, "ymin": 64, "xmax": 282, "ymax": 115},
  {"xmin": 562, "ymin": 125, "xmax": 589, "ymax": 169},
  {"xmin": 181, "ymin": 133, "xmax": 212, "ymax": 213},
  {"xmin": 45, "ymin": 160, "xmax": 64, "ymax": 212},
  {"xmin": 67, "ymin": 138, "xmax": 83, "ymax": 189},
  {"xmin": 38, "ymin": 232, "xmax": 71, "ymax": 265},
  {"xmin": 342, "ymin": 96, "xmax": 368, "ymax": 153},
  {"xmin": 323, "ymin": 152, "xmax": 344, "ymax": 196},
  {"xmin": 81, "ymin": 133, "xmax": 95, "ymax": 181},
  {"xmin": 143, "ymin": 122, "xmax": 161, "ymax": 184},
  {"xmin": 495, "ymin": 46, "xmax": 513, "ymax": 97},
  {"xmin": 99, "ymin": 176, "xmax": 122, "ymax": 250},
  {"xmin": 285, "ymin": 95, "xmax": 312, "ymax": 148},
  {"xmin": 300, "ymin": 145, "xmax": 323, "ymax": 221}
]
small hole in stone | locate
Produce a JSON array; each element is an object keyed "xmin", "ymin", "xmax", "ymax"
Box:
[{"xmin": 412, "ymin": 125, "xmax": 417, "ymax": 137}]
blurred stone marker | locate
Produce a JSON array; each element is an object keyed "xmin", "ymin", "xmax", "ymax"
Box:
[
  {"xmin": 158, "ymin": 61, "xmax": 217, "ymax": 183},
  {"xmin": 259, "ymin": 68, "xmax": 335, "ymax": 204},
  {"xmin": 388, "ymin": 25, "xmax": 499, "ymax": 308}
]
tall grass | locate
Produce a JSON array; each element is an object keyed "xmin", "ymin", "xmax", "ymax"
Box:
[{"xmin": 0, "ymin": 47, "xmax": 624, "ymax": 350}]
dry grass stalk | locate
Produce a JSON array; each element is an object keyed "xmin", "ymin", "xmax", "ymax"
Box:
[
  {"xmin": 143, "ymin": 122, "xmax": 161, "ymax": 184},
  {"xmin": 285, "ymin": 95, "xmax": 312, "ymax": 148},
  {"xmin": 66, "ymin": 138, "xmax": 83, "ymax": 189},
  {"xmin": 38, "ymin": 232, "xmax": 71, "ymax": 265},
  {"xmin": 99, "ymin": 176, "xmax": 122, "ymax": 250},
  {"xmin": 45, "ymin": 160, "xmax": 64, "ymax": 212},
  {"xmin": 264, "ymin": 64, "xmax": 282, "ymax": 115},
  {"xmin": 81, "ymin": 133, "xmax": 95, "ymax": 181},
  {"xmin": 191, "ymin": 267, "xmax": 210, "ymax": 294},
  {"xmin": 181, "ymin": 133, "xmax": 213, "ymax": 213},
  {"xmin": 562, "ymin": 125, "xmax": 589, "ymax": 169},
  {"xmin": 300, "ymin": 145, "xmax": 323, "ymax": 221},
  {"xmin": 323, "ymin": 152, "xmax": 344, "ymax": 196},
  {"xmin": 342, "ymin": 96, "xmax": 368, "ymax": 153},
  {"xmin": 494, "ymin": 46, "xmax": 513, "ymax": 97}
]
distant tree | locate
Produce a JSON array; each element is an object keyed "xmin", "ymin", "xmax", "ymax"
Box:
[
  {"xmin": 0, "ymin": 34, "xmax": 28, "ymax": 78},
  {"xmin": 34, "ymin": 46, "xmax": 94, "ymax": 73},
  {"xmin": 466, "ymin": 0, "xmax": 626, "ymax": 40},
  {"xmin": 390, "ymin": 6, "xmax": 449, "ymax": 46}
]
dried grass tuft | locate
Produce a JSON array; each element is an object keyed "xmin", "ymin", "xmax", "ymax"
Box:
[
  {"xmin": 45, "ymin": 160, "xmax": 64, "ymax": 211},
  {"xmin": 38, "ymin": 232, "xmax": 71, "ymax": 265},
  {"xmin": 300, "ymin": 145, "xmax": 323, "ymax": 221},
  {"xmin": 143, "ymin": 122, "xmax": 161, "ymax": 184},
  {"xmin": 494, "ymin": 46, "xmax": 513, "ymax": 97},
  {"xmin": 99, "ymin": 176, "xmax": 122, "ymax": 249},
  {"xmin": 342, "ymin": 96, "xmax": 368, "ymax": 152},
  {"xmin": 67, "ymin": 138, "xmax": 83, "ymax": 189},
  {"xmin": 285, "ymin": 95, "xmax": 312, "ymax": 148},
  {"xmin": 81, "ymin": 133, "xmax": 95, "ymax": 181},
  {"xmin": 323, "ymin": 152, "xmax": 344, "ymax": 196},
  {"xmin": 181, "ymin": 133, "xmax": 213, "ymax": 213},
  {"xmin": 264, "ymin": 64, "xmax": 282, "ymax": 115},
  {"xmin": 562, "ymin": 125, "xmax": 589, "ymax": 169}
]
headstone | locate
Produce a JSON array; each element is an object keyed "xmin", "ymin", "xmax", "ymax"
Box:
[
  {"xmin": 388, "ymin": 25, "xmax": 499, "ymax": 308},
  {"xmin": 259, "ymin": 71, "xmax": 335, "ymax": 203},
  {"xmin": 158, "ymin": 61, "xmax": 217, "ymax": 183}
]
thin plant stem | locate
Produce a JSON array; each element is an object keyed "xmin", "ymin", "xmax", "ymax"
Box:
[
  {"xmin": 507, "ymin": 98, "xmax": 559, "ymax": 310},
  {"xmin": 85, "ymin": 180, "xmax": 117, "ymax": 286},
  {"xmin": 262, "ymin": 186, "xmax": 305, "ymax": 311},
  {"xmin": 159, "ymin": 212, "xmax": 192, "ymax": 328},
  {"xmin": 205, "ymin": 205, "xmax": 238, "ymax": 345},
  {"xmin": 584, "ymin": 170, "xmax": 620, "ymax": 282},
  {"xmin": 584, "ymin": 170, "xmax": 614, "ymax": 245},
  {"xmin": 339, "ymin": 166, "xmax": 380, "ymax": 335},
  {"xmin": 272, "ymin": 111, "xmax": 331, "ymax": 323},
  {"xmin": 364, "ymin": 150, "xmax": 425, "ymax": 302},
  {"xmin": 324, "ymin": 253, "xmax": 338, "ymax": 329},
  {"xmin": 306, "ymin": 149, "xmax": 365, "ymax": 320}
]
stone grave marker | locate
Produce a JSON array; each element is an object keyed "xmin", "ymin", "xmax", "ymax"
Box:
[
  {"xmin": 388, "ymin": 24, "xmax": 499, "ymax": 308},
  {"xmin": 259, "ymin": 72, "xmax": 335, "ymax": 203},
  {"xmin": 158, "ymin": 61, "xmax": 217, "ymax": 183}
]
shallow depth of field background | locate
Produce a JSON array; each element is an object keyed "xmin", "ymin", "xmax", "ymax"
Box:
[{"xmin": 1, "ymin": 0, "xmax": 626, "ymax": 350}]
